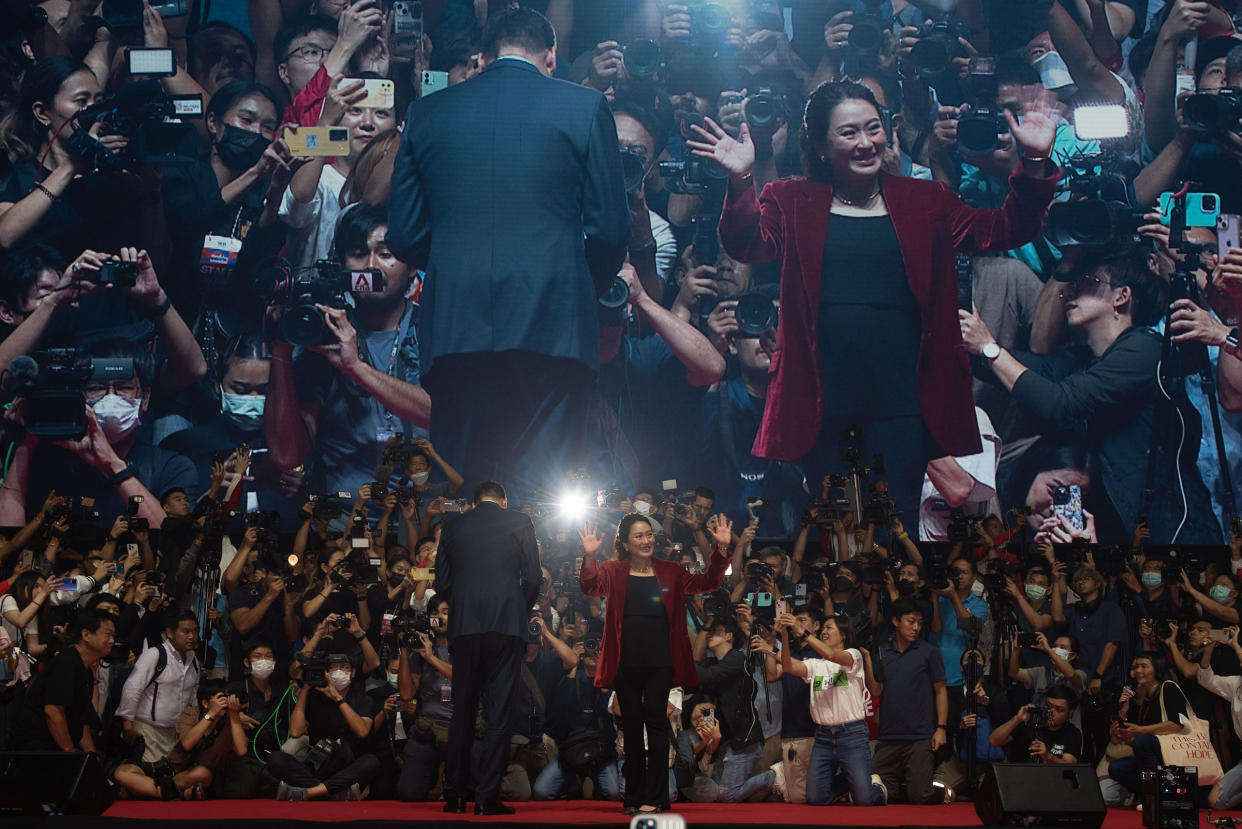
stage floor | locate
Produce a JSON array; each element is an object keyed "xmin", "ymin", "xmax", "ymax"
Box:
[{"xmin": 87, "ymin": 800, "xmax": 1242, "ymax": 827}]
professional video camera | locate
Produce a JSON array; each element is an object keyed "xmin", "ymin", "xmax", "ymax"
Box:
[
  {"xmin": 308, "ymin": 491, "xmax": 352, "ymax": 522},
  {"xmin": 946, "ymin": 508, "xmax": 986, "ymax": 543},
  {"xmin": 1183, "ymin": 87, "xmax": 1242, "ymax": 140},
  {"xmin": 660, "ymin": 139, "xmax": 728, "ymax": 196},
  {"xmin": 1044, "ymin": 151, "xmax": 1145, "ymax": 247},
  {"xmin": 67, "ymin": 81, "xmax": 199, "ymax": 170},
  {"xmin": 861, "ymin": 484, "xmax": 899, "ymax": 526},
  {"xmin": 9, "ymin": 350, "xmax": 135, "ymax": 439},
  {"xmin": 270, "ymin": 260, "xmax": 387, "ymax": 346},
  {"xmin": 300, "ymin": 651, "xmax": 332, "ymax": 688},
  {"xmin": 702, "ymin": 588, "xmax": 736, "ymax": 620},
  {"xmin": 957, "ymin": 56, "xmax": 1010, "ymax": 156},
  {"xmin": 245, "ymin": 509, "xmax": 281, "ymax": 551},
  {"xmin": 100, "ymin": 0, "xmax": 187, "ymax": 30}
]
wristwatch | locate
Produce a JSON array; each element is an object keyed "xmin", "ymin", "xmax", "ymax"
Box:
[
  {"xmin": 1226, "ymin": 326, "xmax": 1241, "ymax": 350},
  {"xmin": 203, "ymin": 713, "xmax": 214, "ymax": 722},
  {"xmin": 982, "ymin": 342, "xmax": 1002, "ymax": 361}
]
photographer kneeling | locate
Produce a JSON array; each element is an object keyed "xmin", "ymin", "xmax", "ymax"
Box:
[
  {"xmin": 269, "ymin": 651, "xmax": 380, "ymax": 801},
  {"xmin": 988, "ymin": 687, "xmax": 1082, "ymax": 764}
]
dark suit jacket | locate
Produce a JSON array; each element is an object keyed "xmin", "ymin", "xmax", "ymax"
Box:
[
  {"xmin": 387, "ymin": 58, "xmax": 630, "ymax": 377},
  {"xmin": 717, "ymin": 167, "xmax": 1059, "ymax": 460},
  {"xmin": 435, "ymin": 501, "xmax": 541, "ymax": 641}
]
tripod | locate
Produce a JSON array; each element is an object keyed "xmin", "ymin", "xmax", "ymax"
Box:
[{"xmin": 1138, "ymin": 187, "xmax": 1239, "ymax": 541}]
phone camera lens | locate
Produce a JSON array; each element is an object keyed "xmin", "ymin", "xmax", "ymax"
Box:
[{"xmin": 1205, "ymin": 195, "xmax": 1217, "ymax": 210}]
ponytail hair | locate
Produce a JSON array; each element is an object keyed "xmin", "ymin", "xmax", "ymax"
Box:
[
  {"xmin": 0, "ymin": 56, "xmax": 90, "ymax": 165},
  {"xmin": 614, "ymin": 514, "xmax": 653, "ymax": 559}
]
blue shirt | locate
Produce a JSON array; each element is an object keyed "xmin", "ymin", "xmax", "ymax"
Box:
[
  {"xmin": 875, "ymin": 638, "xmax": 946, "ymax": 741},
  {"xmin": 931, "ymin": 593, "xmax": 988, "ymax": 686}
]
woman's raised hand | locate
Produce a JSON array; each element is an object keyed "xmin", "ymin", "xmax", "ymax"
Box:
[
  {"xmin": 578, "ymin": 522, "xmax": 604, "ymax": 558},
  {"xmin": 686, "ymin": 116, "xmax": 755, "ymax": 181}
]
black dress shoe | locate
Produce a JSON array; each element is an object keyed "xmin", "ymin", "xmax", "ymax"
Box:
[
  {"xmin": 442, "ymin": 796, "xmax": 468, "ymax": 813},
  {"xmin": 474, "ymin": 801, "xmax": 516, "ymax": 815}
]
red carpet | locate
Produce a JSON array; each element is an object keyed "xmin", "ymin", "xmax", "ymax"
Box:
[{"xmin": 98, "ymin": 800, "xmax": 1242, "ymax": 826}]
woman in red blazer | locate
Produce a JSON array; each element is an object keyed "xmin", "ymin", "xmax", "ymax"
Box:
[
  {"xmin": 578, "ymin": 513, "xmax": 733, "ymax": 816},
  {"xmin": 687, "ymin": 80, "xmax": 1061, "ymax": 519}
]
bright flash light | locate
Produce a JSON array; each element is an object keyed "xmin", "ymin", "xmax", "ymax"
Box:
[
  {"xmin": 287, "ymin": 554, "xmax": 299, "ymax": 568},
  {"xmin": 557, "ymin": 490, "xmax": 591, "ymax": 522},
  {"xmin": 1073, "ymin": 104, "xmax": 1131, "ymax": 141}
]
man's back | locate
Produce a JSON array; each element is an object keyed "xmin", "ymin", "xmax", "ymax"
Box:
[
  {"xmin": 388, "ymin": 59, "xmax": 629, "ymax": 374},
  {"xmin": 436, "ymin": 501, "xmax": 540, "ymax": 641}
]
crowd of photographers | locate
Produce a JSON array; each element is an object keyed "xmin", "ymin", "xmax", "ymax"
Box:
[{"xmin": 2, "ymin": 0, "xmax": 1242, "ymax": 811}]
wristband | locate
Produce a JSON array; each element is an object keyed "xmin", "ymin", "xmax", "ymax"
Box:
[
  {"xmin": 936, "ymin": 723, "xmax": 947, "ymax": 729},
  {"xmin": 299, "ymin": 509, "xmax": 313, "ymax": 521},
  {"xmin": 897, "ymin": 532, "xmax": 908, "ymax": 541},
  {"xmin": 34, "ymin": 182, "xmax": 57, "ymax": 202},
  {"xmin": 107, "ymin": 466, "xmax": 136, "ymax": 487},
  {"xmin": 140, "ymin": 296, "xmax": 172, "ymax": 319},
  {"xmin": 335, "ymin": 698, "xmax": 346, "ymax": 706}
]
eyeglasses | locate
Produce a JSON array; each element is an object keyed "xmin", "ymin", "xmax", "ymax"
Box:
[
  {"xmin": 283, "ymin": 43, "xmax": 328, "ymax": 64},
  {"xmin": 84, "ymin": 381, "xmax": 141, "ymax": 401},
  {"xmin": 1057, "ymin": 275, "xmax": 1114, "ymax": 299}
]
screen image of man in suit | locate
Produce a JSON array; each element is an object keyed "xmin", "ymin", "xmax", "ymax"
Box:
[
  {"xmin": 434, "ymin": 481, "xmax": 542, "ymax": 814},
  {"xmin": 387, "ymin": 6, "xmax": 630, "ymax": 506}
]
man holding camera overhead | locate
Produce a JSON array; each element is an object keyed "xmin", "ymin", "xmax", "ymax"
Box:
[
  {"xmin": 266, "ymin": 203, "xmax": 428, "ymax": 498},
  {"xmin": 387, "ymin": 6, "xmax": 629, "ymax": 506}
]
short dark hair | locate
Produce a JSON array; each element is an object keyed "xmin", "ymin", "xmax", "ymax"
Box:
[
  {"xmin": 85, "ymin": 593, "xmax": 122, "ymax": 614},
  {"xmin": 1227, "ymin": 43, "xmax": 1242, "ymax": 84},
  {"xmin": 166, "ymin": 610, "xmax": 200, "ymax": 631},
  {"xmin": 274, "ymin": 14, "xmax": 337, "ymax": 68},
  {"xmin": 0, "ymin": 243, "xmax": 64, "ymax": 314},
  {"xmin": 1046, "ymin": 684, "xmax": 1079, "ymax": 709},
  {"xmin": 428, "ymin": 595, "xmax": 449, "ymax": 614},
  {"xmin": 800, "ymin": 80, "xmax": 882, "ymax": 184},
  {"xmin": 693, "ymin": 486, "xmax": 715, "ymax": 502},
  {"xmin": 334, "ymin": 202, "xmax": 390, "ymax": 261},
  {"xmin": 708, "ymin": 617, "xmax": 743, "ymax": 648},
  {"xmin": 996, "ymin": 52, "xmax": 1041, "ymax": 88},
  {"xmin": 205, "ymin": 79, "xmax": 280, "ymax": 125},
  {"xmin": 159, "ymin": 487, "xmax": 187, "ymax": 505},
  {"xmin": 611, "ymin": 96, "xmax": 669, "ymax": 160},
  {"xmin": 197, "ymin": 678, "xmax": 227, "ymax": 704},
  {"xmin": 793, "ymin": 604, "xmax": 825, "ymax": 625},
  {"xmin": 430, "ymin": 27, "xmax": 483, "ymax": 73},
  {"xmin": 481, "ymin": 6, "xmax": 555, "ymax": 60},
  {"xmin": 473, "ymin": 481, "xmax": 507, "ymax": 504},
  {"xmin": 243, "ymin": 635, "xmax": 274, "ymax": 657},
  {"xmin": 71, "ymin": 607, "xmax": 114, "ymax": 643},
  {"xmin": 1072, "ymin": 243, "xmax": 1165, "ymax": 326},
  {"xmin": 890, "ymin": 598, "xmax": 924, "ymax": 623},
  {"xmin": 189, "ymin": 21, "xmax": 257, "ymax": 73}
]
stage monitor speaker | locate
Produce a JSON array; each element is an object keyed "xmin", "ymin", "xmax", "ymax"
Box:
[
  {"xmin": 0, "ymin": 751, "xmax": 115, "ymax": 816},
  {"xmin": 974, "ymin": 763, "xmax": 1106, "ymax": 827}
]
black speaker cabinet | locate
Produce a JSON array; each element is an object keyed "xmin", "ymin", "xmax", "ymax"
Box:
[
  {"xmin": 0, "ymin": 751, "xmax": 115, "ymax": 815},
  {"xmin": 975, "ymin": 763, "xmax": 1107, "ymax": 827}
]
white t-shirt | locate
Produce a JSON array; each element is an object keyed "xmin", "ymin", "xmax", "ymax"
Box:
[
  {"xmin": 279, "ymin": 164, "xmax": 347, "ymax": 272},
  {"xmin": 803, "ymin": 651, "xmax": 867, "ymax": 727},
  {"xmin": 919, "ymin": 407, "xmax": 1001, "ymax": 541}
]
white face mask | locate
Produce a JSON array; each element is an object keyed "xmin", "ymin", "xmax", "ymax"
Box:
[
  {"xmin": 221, "ymin": 391, "xmax": 266, "ymax": 432},
  {"xmin": 409, "ymin": 470, "xmax": 430, "ymax": 485},
  {"xmin": 328, "ymin": 669, "xmax": 352, "ymax": 690},
  {"xmin": 386, "ymin": 672, "xmax": 400, "ymax": 686},
  {"xmin": 250, "ymin": 659, "xmax": 275, "ymax": 680},
  {"xmin": 91, "ymin": 394, "xmax": 142, "ymax": 444},
  {"xmin": 1052, "ymin": 647, "xmax": 1071, "ymax": 662},
  {"xmin": 634, "ymin": 500, "xmax": 652, "ymax": 516}
]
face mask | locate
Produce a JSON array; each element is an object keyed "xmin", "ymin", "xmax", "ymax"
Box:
[
  {"xmin": 91, "ymin": 394, "xmax": 141, "ymax": 444},
  {"xmin": 1210, "ymin": 585, "xmax": 1233, "ymax": 603},
  {"xmin": 1025, "ymin": 584, "xmax": 1048, "ymax": 602},
  {"xmin": 897, "ymin": 578, "xmax": 917, "ymax": 596},
  {"xmin": 634, "ymin": 500, "xmax": 652, "ymax": 516},
  {"xmin": 388, "ymin": 572, "xmax": 406, "ymax": 589},
  {"xmin": 249, "ymin": 659, "xmax": 275, "ymax": 680},
  {"xmin": 1141, "ymin": 572, "xmax": 1163, "ymax": 590},
  {"xmin": 1032, "ymin": 51, "xmax": 1078, "ymax": 100},
  {"xmin": 221, "ymin": 391, "xmax": 265, "ymax": 432},
  {"xmin": 328, "ymin": 669, "xmax": 352, "ymax": 690},
  {"xmin": 1052, "ymin": 647, "xmax": 1071, "ymax": 662},
  {"xmin": 386, "ymin": 672, "xmax": 400, "ymax": 686},
  {"xmin": 409, "ymin": 470, "xmax": 430, "ymax": 486},
  {"xmin": 831, "ymin": 575, "xmax": 854, "ymax": 593},
  {"xmin": 215, "ymin": 124, "xmax": 268, "ymax": 170}
]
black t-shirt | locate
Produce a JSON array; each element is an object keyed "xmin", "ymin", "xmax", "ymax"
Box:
[
  {"xmin": 304, "ymin": 682, "xmax": 374, "ymax": 749},
  {"xmin": 13, "ymin": 646, "xmax": 99, "ymax": 751},
  {"xmin": 226, "ymin": 583, "xmax": 294, "ymax": 676},
  {"xmin": 621, "ymin": 573, "xmax": 672, "ymax": 669},
  {"xmin": 1003, "ymin": 721, "xmax": 1084, "ymax": 764},
  {"xmin": 546, "ymin": 669, "xmax": 612, "ymax": 744},
  {"xmin": 819, "ymin": 214, "xmax": 921, "ymax": 417},
  {"xmin": 242, "ymin": 677, "xmax": 290, "ymax": 759},
  {"xmin": 1130, "ymin": 682, "xmax": 1189, "ymax": 727},
  {"xmin": 0, "ymin": 162, "xmax": 141, "ymax": 259}
]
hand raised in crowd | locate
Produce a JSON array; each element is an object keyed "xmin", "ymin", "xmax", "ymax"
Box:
[
  {"xmin": 706, "ymin": 514, "xmax": 734, "ymax": 547},
  {"xmin": 578, "ymin": 522, "xmax": 605, "ymax": 559},
  {"xmin": 687, "ymin": 116, "xmax": 756, "ymax": 182},
  {"xmin": 206, "ymin": 691, "xmax": 229, "ymax": 721},
  {"xmin": 309, "ymin": 305, "xmax": 361, "ymax": 370},
  {"xmin": 337, "ymin": 0, "xmax": 385, "ymax": 56},
  {"xmin": 318, "ymin": 77, "xmax": 368, "ymax": 128},
  {"xmin": 958, "ymin": 306, "xmax": 996, "ymax": 355},
  {"xmin": 661, "ymin": 3, "xmax": 692, "ymax": 45},
  {"xmin": 823, "ymin": 10, "xmax": 854, "ymax": 52}
]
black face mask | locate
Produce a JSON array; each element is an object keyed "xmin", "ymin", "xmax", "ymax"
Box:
[
  {"xmin": 832, "ymin": 575, "xmax": 855, "ymax": 593},
  {"xmin": 388, "ymin": 572, "xmax": 406, "ymax": 589},
  {"xmin": 897, "ymin": 579, "xmax": 918, "ymax": 596},
  {"xmin": 215, "ymin": 124, "xmax": 268, "ymax": 170}
]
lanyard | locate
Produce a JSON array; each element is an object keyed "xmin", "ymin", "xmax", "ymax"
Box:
[{"xmin": 358, "ymin": 301, "xmax": 414, "ymax": 431}]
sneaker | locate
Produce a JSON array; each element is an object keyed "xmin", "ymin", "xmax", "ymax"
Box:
[
  {"xmin": 277, "ymin": 782, "xmax": 309, "ymax": 802},
  {"xmin": 932, "ymin": 780, "xmax": 954, "ymax": 804},
  {"xmin": 871, "ymin": 774, "xmax": 888, "ymax": 804},
  {"xmin": 331, "ymin": 783, "xmax": 362, "ymax": 802},
  {"xmin": 770, "ymin": 762, "xmax": 787, "ymax": 801}
]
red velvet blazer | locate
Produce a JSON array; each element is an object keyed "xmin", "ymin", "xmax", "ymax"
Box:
[
  {"xmin": 717, "ymin": 167, "xmax": 1060, "ymax": 460},
  {"xmin": 579, "ymin": 549, "xmax": 728, "ymax": 691}
]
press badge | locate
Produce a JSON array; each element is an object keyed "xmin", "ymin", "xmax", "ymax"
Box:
[{"xmin": 200, "ymin": 234, "xmax": 242, "ymax": 277}]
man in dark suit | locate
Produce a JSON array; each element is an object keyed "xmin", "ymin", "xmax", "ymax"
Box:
[
  {"xmin": 434, "ymin": 481, "xmax": 542, "ymax": 815},
  {"xmin": 387, "ymin": 5, "xmax": 630, "ymax": 505}
]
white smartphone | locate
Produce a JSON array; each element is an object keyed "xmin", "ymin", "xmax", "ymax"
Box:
[
  {"xmin": 630, "ymin": 815, "xmax": 687, "ymax": 829},
  {"xmin": 344, "ymin": 78, "xmax": 394, "ymax": 109},
  {"xmin": 1219, "ymin": 213, "xmax": 1241, "ymax": 261}
]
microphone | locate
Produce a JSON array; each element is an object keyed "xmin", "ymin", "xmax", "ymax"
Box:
[{"xmin": 8, "ymin": 355, "xmax": 38, "ymax": 386}]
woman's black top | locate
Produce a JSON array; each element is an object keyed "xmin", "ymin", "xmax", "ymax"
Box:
[
  {"xmin": 1130, "ymin": 681, "xmax": 1189, "ymax": 727},
  {"xmin": 620, "ymin": 572, "xmax": 671, "ymax": 669},
  {"xmin": 0, "ymin": 162, "xmax": 140, "ymax": 258},
  {"xmin": 818, "ymin": 213, "xmax": 922, "ymax": 417}
]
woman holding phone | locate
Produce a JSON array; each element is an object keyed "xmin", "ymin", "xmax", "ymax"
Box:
[
  {"xmin": 578, "ymin": 512, "xmax": 732, "ymax": 816},
  {"xmin": 775, "ymin": 612, "xmax": 885, "ymax": 806}
]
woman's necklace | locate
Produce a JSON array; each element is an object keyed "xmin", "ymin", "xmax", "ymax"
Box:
[
  {"xmin": 630, "ymin": 561, "xmax": 653, "ymax": 575},
  {"xmin": 833, "ymin": 185, "xmax": 881, "ymax": 207}
]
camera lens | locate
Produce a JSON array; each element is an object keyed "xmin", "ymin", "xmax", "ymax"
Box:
[
  {"xmin": 282, "ymin": 304, "xmax": 328, "ymax": 346},
  {"xmin": 623, "ymin": 38, "xmax": 662, "ymax": 80},
  {"xmin": 847, "ymin": 18, "xmax": 884, "ymax": 53},
  {"xmin": 620, "ymin": 149, "xmax": 647, "ymax": 193},
  {"xmin": 1204, "ymin": 195, "xmax": 1217, "ymax": 211},
  {"xmin": 735, "ymin": 292, "xmax": 778, "ymax": 336}
]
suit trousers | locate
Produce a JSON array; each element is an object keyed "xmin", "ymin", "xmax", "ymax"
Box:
[
  {"xmin": 425, "ymin": 351, "xmax": 594, "ymax": 506},
  {"xmin": 445, "ymin": 632, "xmax": 523, "ymax": 805}
]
